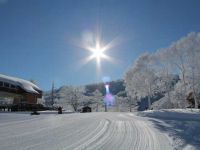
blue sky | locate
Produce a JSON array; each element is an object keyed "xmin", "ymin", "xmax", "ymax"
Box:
[{"xmin": 0, "ymin": 0, "xmax": 200, "ymax": 90}]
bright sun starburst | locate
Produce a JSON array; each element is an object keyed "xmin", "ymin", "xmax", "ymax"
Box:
[
  {"xmin": 76, "ymin": 31, "xmax": 120, "ymax": 74},
  {"xmin": 87, "ymin": 40, "xmax": 108, "ymax": 65}
]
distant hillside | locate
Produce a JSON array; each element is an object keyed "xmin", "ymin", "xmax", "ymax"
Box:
[
  {"xmin": 85, "ymin": 79, "xmax": 126, "ymax": 96},
  {"xmin": 43, "ymin": 75, "xmax": 180, "ymax": 111},
  {"xmin": 43, "ymin": 79, "xmax": 127, "ymax": 109}
]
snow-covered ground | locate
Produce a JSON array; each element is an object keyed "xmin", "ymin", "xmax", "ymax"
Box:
[
  {"xmin": 137, "ymin": 109, "xmax": 200, "ymax": 150},
  {"xmin": 0, "ymin": 110, "xmax": 199, "ymax": 150}
]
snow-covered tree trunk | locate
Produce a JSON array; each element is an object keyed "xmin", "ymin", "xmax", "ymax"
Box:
[
  {"xmin": 96, "ymin": 103, "xmax": 99, "ymax": 112},
  {"xmin": 192, "ymin": 68, "xmax": 199, "ymax": 108},
  {"xmin": 91, "ymin": 89, "xmax": 103, "ymax": 112},
  {"xmin": 148, "ymin": 85, "xmax": 152, "ymax": 109}
]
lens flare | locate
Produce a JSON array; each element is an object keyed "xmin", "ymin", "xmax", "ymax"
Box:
[
  {"xmin": 105, "ymin": 84, "xmax": 110, "ymax": 93},
  {"xmin": 104, "ymin": 93, "xmax": 115, "ymax": 106},
  {"xmin": 104, "ymin": 83, "xmax": 115, "ymax": 106}
]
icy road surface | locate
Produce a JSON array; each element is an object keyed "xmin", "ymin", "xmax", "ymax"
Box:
[{"xmin": 0, "ymin": 112, "xmax": 172, "ymax": 150}]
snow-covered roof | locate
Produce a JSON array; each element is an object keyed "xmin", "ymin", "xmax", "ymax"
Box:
[{"xmin": 0, "ymin": 74, "xmax": 41, "ymax": 94}]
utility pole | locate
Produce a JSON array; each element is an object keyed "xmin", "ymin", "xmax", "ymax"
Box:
[
  {"xmin": 51, "ymin": 81, "xmax": 55, "ymax": 107},
  {"xmin": 104, "ymin": 103, "xmax": 107, "ymax": 112}
]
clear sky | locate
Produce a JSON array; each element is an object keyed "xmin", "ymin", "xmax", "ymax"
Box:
[{"xmin": 0, "ymin": 0, "xmax": 200, "ymax": 90}]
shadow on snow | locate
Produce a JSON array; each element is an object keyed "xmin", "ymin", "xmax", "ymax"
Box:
[{"xmin": 140, "ymin": 111, "xmax": 200, "ymax": 149}]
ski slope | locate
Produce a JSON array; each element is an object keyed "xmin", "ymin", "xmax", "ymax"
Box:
[{"xmin": 0, "ymin": 112, "xmax": 172, "ymax": 150}]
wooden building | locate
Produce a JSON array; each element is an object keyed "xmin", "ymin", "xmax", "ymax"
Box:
[{"xmin": 0, "ymin": 74, "xmax": 42, "ymax": 106}]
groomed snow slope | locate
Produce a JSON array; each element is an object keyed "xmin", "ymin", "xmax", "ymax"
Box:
[{"xmin": 0, "ymin": 112, "xmax": 172, "ymax": 150}]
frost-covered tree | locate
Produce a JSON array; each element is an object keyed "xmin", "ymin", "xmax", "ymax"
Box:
[
  {"xmin": 114, "ymin": 95, "xmax": 127, "ymax": 112},
  {"xmin": 125, "ymin": 32, "xmax": 200, "ymax": 109},
  {"xmin": 125, "ymin": 53, "xmax": 158, "ymax": 109},
  {"xmin": 154, "ymin": 49, "xmax": 177, "ymax": 107},
  {"xmin": 91, "ymin": 89, "xmax": 103, "ymax": 111},
  {"xmin": 184, "ymin": 32, "xmax": 200, "ymax": 108},
  {"xmin": 166, "ymin": 32, "xmax": 200, "ymax": 108},
  {"xmin": 58, "ymin": 86, "xmax": 85, "ymax": 111}
]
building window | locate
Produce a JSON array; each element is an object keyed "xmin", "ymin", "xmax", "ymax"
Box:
[
  {"xmin": 4, "ymin": 82, "xmax": 10, "ymax": 88},
  {"xmin": 16, "ymin": 85, "xmax": 20, "ymax": 90},
  {"xmin": 10, "ymin": 84, "xmax": 16, "ymax": 89},
  {"xmin": 0, "ymin": 81, "xmax": 3, "ymax": 87}
]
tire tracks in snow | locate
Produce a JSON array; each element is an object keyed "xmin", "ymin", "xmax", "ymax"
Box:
[
  {"xmin": 0, "ymin": 112, "xmax": 172, "ymax": 150},
  {"xmin": 72, "ymin": 113, "xmax": 172, "ymax": 150}
]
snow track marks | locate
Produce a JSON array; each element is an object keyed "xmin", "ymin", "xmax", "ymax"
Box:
[{"xmin": 0, "ymin": 113, "xmax": 172, "ymax": 150}]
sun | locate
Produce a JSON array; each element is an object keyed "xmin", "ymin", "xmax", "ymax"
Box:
[
  {"xmin": 79, "ymin": 32, "xmax": 119, "ymax": 69},
  {"xmin": 92, "ymin": 44, "xmax": 103, "ymax": 59},
  {"xmin": 89, "ymin": 41, "xmax": 107, "ymax": 64}
]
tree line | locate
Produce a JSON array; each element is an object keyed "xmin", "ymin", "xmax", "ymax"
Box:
[{"xmin": 124, "ymin": 32, "xmax": 200, "ymax": 109}]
